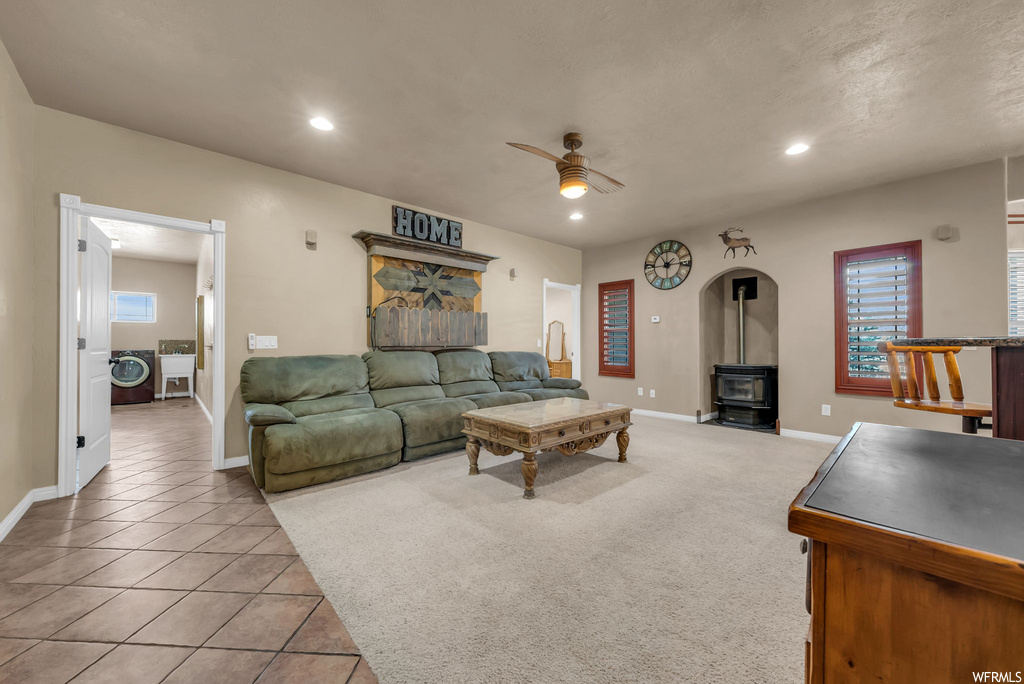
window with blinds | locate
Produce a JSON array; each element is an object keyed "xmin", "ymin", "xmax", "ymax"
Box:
[
  {"xmin": 834, "ymin": 241, "xmax": 922, "ymax": 395},
  {"xmin": 599, "ymin": 279, "xmax": 634, "ymax": 378},
  {"xmin": 1010, "ymin": 251, "xmax": 1024, "ymax": 336}
]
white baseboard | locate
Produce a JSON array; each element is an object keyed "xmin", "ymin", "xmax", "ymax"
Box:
[
  {"xmin": 780, "ymin": 428, "xmax": 841, "ymax": 444},
  {"xmin": 195, "ymin": 394, "xmax": 213, "ymax": 424},
  {"xmin": 632, "ymin": 408, "xmax": 697, "ymax": 423},
  {"xmin": 697, "ymin": 411, "xmax": 719, "ymax": 423},
  {"xmin": 0, "ymin": 486, "xmax": 61, "ymax": 543},
  {"xmin": 220, "ymin": 455, "xmax": 250, "ymax": 470}
]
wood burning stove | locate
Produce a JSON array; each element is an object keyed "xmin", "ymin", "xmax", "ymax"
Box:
[
  {"xmin": 714, "ymin": 363, "xmax": 778, "ymax": 430},
  {"xmin": 713, "ymin": 276, "xmax": 779, "ymax": 430}
]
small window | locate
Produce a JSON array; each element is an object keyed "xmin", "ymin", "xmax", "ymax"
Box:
[
  {"xmin": 834, "ymin": 241, "xmax": 922, "ymax": 395},
  {"xmin": 598, "ymin": 279, "xmax": 634, "ymax": 378},
  {"xmin": 110, "ymin": 291, "xmax": 157, "ymax": 323},
  {"xmin": 1010, "ymin": 250, "xmax": 1024, "ymax": 336}
]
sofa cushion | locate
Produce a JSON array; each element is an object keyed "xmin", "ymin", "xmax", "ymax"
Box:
[
  {"xmin": 243, "ymin": 403, "xmax": 297, "ymax": 427},
  {"xmin": 488, "ymin": 351, "xmax": 550, "ymax": 391},
  {"xmin": 387, "ymin": 397, "xmax": 477, "ymax": 447},
  {"xmin": 362, "ymin": 350, "xmax": 439, "ymax": 389},
  {"xmin": 240, "ymin": 355, "xmax": 368, "ymax": 404},
  {"xmin": 263, "ymin": 408, "xmax": 403, "ymax": 475},
  {"xmin": 542, "ymin": 378, "xmax": 582, "ymax": 390},
  {"xmin": 462, "ymin": 391, "xmax": 533, "ymax": 409},
  {"xmin": 443, "ymin": 379, "xmax": 501, "ymax": 398},
  {"xmin": 515, "ymin": 388, "xmax": 590, "ymax": 401},
  {"xmin": 281, "ymin": 393, "xmax": 374, "ymax": 418},
  {"xmin": 434, "ymin": 349, "xmax": 493, "ymax": 384},
  {"xmin": 363, "ymin": 350, "xmax": 444, "ymax": 407}
]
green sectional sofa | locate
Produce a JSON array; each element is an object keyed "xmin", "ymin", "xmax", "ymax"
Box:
[{"xmin": 240, "ymin": 349, "xmax": 588, "ymax": 492}]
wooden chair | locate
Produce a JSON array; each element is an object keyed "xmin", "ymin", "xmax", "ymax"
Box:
[{"xmin": 877, "ymin": 341, "xmax": 992, "ymax": 433}]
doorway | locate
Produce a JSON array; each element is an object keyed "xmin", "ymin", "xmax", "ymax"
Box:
[
  {"xmin": 58, "ymin": 194, "xmax": 227, "ymax": 497},
  {"xmin": 542, "ymin": 279, "xmax": 581, "ymax": 381}
]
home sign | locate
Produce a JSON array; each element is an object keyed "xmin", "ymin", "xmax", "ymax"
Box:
[{"xmin": 392, "ymin": 205, "xmax": 463, "ymax": 248}]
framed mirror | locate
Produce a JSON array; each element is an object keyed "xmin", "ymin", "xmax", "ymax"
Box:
[{"xmin": 546, "ymin": 320, "xmax": 567, "ymax": 362}]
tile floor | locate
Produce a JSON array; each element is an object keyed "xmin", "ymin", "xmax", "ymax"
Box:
[{"xmin": 0, "ymin": 399, "xmax": 377, "ymax": 683}]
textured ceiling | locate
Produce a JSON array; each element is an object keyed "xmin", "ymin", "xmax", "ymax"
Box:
[
  {"xmin": 5, "ymin": 1, "xmax": 1024, "ymax": 248},
  {"xmin": 92, "ymin": 218, "xmax": 205, "ymax": 264}
]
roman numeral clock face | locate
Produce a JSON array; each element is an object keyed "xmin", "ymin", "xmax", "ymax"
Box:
[{"xmin": 644, "ymin": 240, "xmax": 692, "ymax": 290}]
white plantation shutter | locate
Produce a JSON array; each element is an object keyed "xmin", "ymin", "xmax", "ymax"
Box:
[
  {"xmin": 835, "ymin": 241, "xmax": 922, "ymax": 394},
  {"xmin": 1009, "ymin": 251, "xmax": 1024, "ymax": 336},
  {"xmin": 599, "ymin": 280, "xmax": 634, "ymax": 378},
  {"xmin": 844, "ymin": 256, "xmax": 909, "ymax": 379}
]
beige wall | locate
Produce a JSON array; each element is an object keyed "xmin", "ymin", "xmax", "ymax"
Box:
[
  {"xmin": 31, "ymin": 106, "xmax": 582, "ymax": 482},
  {"xmin": 0, "ymin": 42, "xmax": 36, "ymax": 518},
  {"xmin": 111, "ymin": 256, "xmax": 197, "ymax": 395},
  {"xmin": 583, "ymin": 160, "xmax": 1008, "ymax": 436}
]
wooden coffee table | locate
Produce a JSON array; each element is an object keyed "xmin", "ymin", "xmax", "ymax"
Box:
[{"xmin": 462, "ymin": 397, "xmax": 633, "ymax": 499}]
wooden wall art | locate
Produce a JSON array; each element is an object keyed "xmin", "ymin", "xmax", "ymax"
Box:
[{"xmin": 353, "ymin": 230, "xmax": 498, "ymax": 349}]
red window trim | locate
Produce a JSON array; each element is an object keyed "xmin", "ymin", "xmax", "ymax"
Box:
[
  {"xmin": 834, "ymin": 240, "xmax": 922, "ymax": 396},
  {"xmin": 598, "ymin": 279, "xmax": 635, "ymax": 379}
]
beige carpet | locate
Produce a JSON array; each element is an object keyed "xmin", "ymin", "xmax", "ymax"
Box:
[{"xmin": 268, "ymin": 415, "xmax": 834, "ymax": 684}]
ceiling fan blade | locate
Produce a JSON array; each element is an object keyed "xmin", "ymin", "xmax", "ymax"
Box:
[
  {"xmin": 506, "ymin": 142, "xmax": 565, "ymax": 164},
  {"xmin": 588, "ymin": 168, "xmax": 625, "ymax": 194}
]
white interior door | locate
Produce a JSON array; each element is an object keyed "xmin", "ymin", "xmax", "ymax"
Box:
[{"xmin": 78, "ymin": 220, "xmax": 113, "ymax": 489}]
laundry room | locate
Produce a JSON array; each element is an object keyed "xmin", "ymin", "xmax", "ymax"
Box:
[{"xmin": 93, "ymin": 218, "xmax": 212, "ymax": 410}]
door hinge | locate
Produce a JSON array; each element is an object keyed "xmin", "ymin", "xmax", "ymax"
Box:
[
  {"xmin": 76, "ymin": 435, "xmax": 85, "ymax": 449},
  {"xmin": 78, "ymin": 337, "xmax": 86, "ymax": 350},
  {"xmin": 366, "ymin": 306, "xmax": 371, "ymax": 318},
  {"xmin": 78, "ymin": 239, "xmax": 87, "ymax": 252}
]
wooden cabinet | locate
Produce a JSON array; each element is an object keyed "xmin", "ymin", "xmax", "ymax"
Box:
[
  {"xmin": 789, "ymin": 423, "xmax": 1024, "ymax": 684},
  {"xmin": 548, "ymin": 360, "xmax": 572, "ymax": 378}
]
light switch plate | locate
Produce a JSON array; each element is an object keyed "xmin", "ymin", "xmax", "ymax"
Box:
[
  {"xmin": 821, "ymin": 404, "xmax": 831, "ymax": 416},
  {"xmin": 256, "ymin": 335, "xmax": 278, "ymax": 350},
  {"xmin": 637, "ymin": 387, "xmax": 643, "ymax": 396},
  {"xmin": 649, "ymin": 389, "xmax": 656, "ymax": 398}
]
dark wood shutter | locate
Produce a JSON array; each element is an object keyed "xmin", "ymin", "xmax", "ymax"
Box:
[
  {"xmin": 834, "ymin": 241, "xmax": 922, "ymax": 395},
  {"xmin": 599, "ymin": 280, "xmax": 635, "ymax": 378}
]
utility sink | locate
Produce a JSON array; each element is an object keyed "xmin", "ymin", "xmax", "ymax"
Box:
[{"xmin": 159, "ymin": 354, "xmax": 196, "ymax": 376}]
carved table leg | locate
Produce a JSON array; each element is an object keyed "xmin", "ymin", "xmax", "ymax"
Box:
[
  {"xmin": 521, "ymin": 451, "xmax": 538, "ymax": 499},
  {"xmin": 616, "ymin": 427, "xmax": 629, "ymax": 463},
  {"xmin": 467, "ymin": 436, "xmax": 480, "ymax": 475}
]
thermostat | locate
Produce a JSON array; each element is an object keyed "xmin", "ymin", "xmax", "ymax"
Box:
[{"xmin": 651, "ymin": 316, "xmax": 660, "ymax": 323}]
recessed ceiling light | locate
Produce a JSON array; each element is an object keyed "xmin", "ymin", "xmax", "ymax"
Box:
[
  {"xmin": 569, "ymin": 212, "xmax": 583, "ymax": 220},
  {"xmin": 785, "ymin": 142, "xmax": 809, "ymax": 155},
  {"xmin": 309, "ymin": 117, "xmax": 334, "ymax": 131},
  {"xmin": 110, "ymin": 238, "xmax": 121, "ymax": 249}
]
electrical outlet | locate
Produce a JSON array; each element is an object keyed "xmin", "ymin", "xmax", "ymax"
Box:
[
  {"xmin": 649, "ymin": 389, "xmax": 656, "ymax": 398},
  {"xmin": 537, "ymin": 339, "xmax": 542, "ymax": 348},
  {"xmin": 637, "ymin": 387, "xmax": 644, "ymax": 396},
  {"xmin": 821, "ymin": 404, "xmax": 831, "ymax": 416},
  {"xmin": 248, "ymin": 333, "xmax": 256, "ymax": 350}
]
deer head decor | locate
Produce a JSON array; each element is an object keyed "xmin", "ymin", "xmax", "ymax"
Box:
[{"xmin": 718, "ymin": 226, "xmax": 758, "ymax": 259}]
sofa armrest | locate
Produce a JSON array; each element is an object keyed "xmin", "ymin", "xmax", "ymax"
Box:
[
  {"xmin": 542, "ymin": 378, "xmax": 582, "ymax": 390},
  {"xmin": 244, "ymin": 403, "xmax": 297, "ymax": 426}
]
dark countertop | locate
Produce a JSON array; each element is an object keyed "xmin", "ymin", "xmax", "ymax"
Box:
[
  {"xmin": 804, "ymin": 423, "xmax": 1024, "ymax": 562},
  {"xmin": 894, "ymin": 337, "xmax": 1024, "ymax": 347}
]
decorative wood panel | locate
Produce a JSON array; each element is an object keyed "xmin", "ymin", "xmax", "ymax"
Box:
[{"xmin": 372, "ymin": 307, "xmax": 487, "ymax": 349}]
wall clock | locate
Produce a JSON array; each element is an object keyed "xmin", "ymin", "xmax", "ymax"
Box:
[{"xmin": 644, "ymin": 240, "xmax": 692, "ymax": 290}]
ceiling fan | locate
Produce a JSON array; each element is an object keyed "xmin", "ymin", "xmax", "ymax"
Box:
[{"xmin": 506, "ymin": 132, "xmax": 625, "ymax": 199}]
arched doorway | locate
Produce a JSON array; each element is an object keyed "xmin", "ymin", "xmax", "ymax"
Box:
[{"xmin": 697, "ymin": 268, "xmax": 779, "ymax": 416}]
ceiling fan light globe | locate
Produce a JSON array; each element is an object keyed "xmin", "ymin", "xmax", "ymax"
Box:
[{"xmin": 560, "ymin": 181, "xmax": 588, "ymax": 199}]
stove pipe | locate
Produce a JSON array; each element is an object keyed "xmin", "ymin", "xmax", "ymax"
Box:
[{"xmin": 737, "ymin": 284, "xmax": 747, "ymax": 365}]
